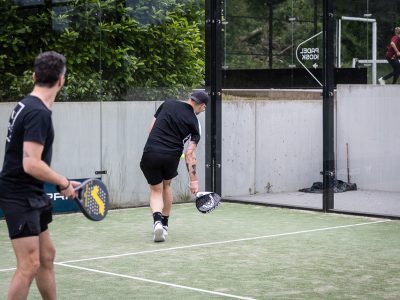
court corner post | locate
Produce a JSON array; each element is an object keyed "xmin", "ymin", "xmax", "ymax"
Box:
[
  {"xmin": 205, "ymin": 0, "xmax": 222, "ymax": 195},
  {"xmin": 322, "ymin": 0, "xmax": 335, "ymax": 211}
]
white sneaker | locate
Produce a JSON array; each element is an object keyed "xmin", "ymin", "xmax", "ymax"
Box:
[
  {"xmin": 153, "ymin": 221, "xmax": 165, "ymax": 242},
  {"xmin": 163, "ymin": 225, "xmax": 168, "ymax": 238},
  {"xmin": 378, "ymin": 77, "xmax": 385, "ymax": 85}
]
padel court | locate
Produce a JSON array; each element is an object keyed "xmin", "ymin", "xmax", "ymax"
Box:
[{"xmin": 1, "ymin": 202, "xmax": 399, "ymax": 299}]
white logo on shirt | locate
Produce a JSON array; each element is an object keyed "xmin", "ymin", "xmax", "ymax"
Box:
[{"xmin": 6, "ymin": 102, "xmax": 25, "ymax": 142}]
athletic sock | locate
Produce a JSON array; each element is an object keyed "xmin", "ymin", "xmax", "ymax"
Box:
[
  {"xmin": 153, "ymin": 212, "xmax": 162, "ymax": 224},
  {"xmin": 161, "ymin": 215, "xmax": 169, "ymax": 227}
]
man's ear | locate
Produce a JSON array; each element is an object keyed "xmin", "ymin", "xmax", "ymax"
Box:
[
  {"xmin": 58, "ymin": 75, "xmax": 65, "ymax": 87},
  {"xmin": 32, "ymin": 72, "xmax": 36, "ymax": 82}
]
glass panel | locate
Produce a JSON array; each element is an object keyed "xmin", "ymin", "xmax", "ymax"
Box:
[
  {"xmin": 334, "ymin": 0, "xmax": 399, "ymax": 84},
  {"xmin": 0, "ymin": 0, "xmax": 102, "ymax": 217},
  {"xmin": 100, "ymin": 0, "xmax": 206, "ymax": 204},
  {"xmin": 222, "ymin": 0, "xmax": 323, "ymax": 210},
  {"xmin": 0, "ymin": 0, "xmax": 205, "ymax": 212},
  {"xmin": 334, "ymin": 0, "xmax": 400, "ymax": 217},
  {"xmin": 223, "ymin": 0, "xmax": 323, "ymax": 89}
]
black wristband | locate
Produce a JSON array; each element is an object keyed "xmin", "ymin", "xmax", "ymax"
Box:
[{"xmin": 56, "ymin": 179, "xmax": 70, "ymax": 192}]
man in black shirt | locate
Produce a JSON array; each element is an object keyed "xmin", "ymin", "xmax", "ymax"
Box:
[
  {"xmin": 0, "ymin": 51, "xmax": 80, "ymax": 299},
  {"xmin": 140, "ymin": 91, "xmax": 209, "ymax": 242}
]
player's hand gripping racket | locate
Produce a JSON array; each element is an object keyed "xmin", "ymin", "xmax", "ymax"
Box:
[
  {"xmin": 195, "ymin": 192, "xmax": 221, "ymax": 213},
  {"xmin": 73, "ymin": 179, "xmax": 109, "ymax": 221}
]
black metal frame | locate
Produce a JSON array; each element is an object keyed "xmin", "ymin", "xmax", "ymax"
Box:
[
  {"xmin": 205, "ymin": 0, "xmax": 222, "ymax": 195},
  {"xmin": 322, "ymin": 0, "xmax": 335, "ymax": 211}
]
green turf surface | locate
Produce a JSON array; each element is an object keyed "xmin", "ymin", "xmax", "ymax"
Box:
[{"xmin": 1, "ymin": 203, "xmax": 400, "ymax": 299}]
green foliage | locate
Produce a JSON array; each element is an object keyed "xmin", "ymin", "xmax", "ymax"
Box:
[{"xmin": 0, "ymin": 0, "xmax": 204, "ymax": 102}]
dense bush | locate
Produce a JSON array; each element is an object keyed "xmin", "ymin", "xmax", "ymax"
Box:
[{"xmin": 0, "ymin": 0, "xmax": 205, "ymax": 102}]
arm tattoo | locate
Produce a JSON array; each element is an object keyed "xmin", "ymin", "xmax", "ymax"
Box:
[
  {"xmin": 23, "ymin": 150, "xmax": 30, "ymax": 158},
  {"xmin": 191, "ymin": 164, "xmax": 197, "ymax": 176}
]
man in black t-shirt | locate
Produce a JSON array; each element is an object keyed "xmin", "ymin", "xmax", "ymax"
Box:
[
  {"xmin": 0, "ymin": 51, "xmax": 80, "ymax": 299},
  {"xmin": 140, "ymin": 91, "xmax": 209, "ymax": 242}
]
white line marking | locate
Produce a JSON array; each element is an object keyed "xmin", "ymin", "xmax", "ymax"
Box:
[
  {"xmin": 0, "ymin": 219, "xmax": 390, "ymax": 272},
  {"xmin": 56, "ymin": 263, "xmax": 256, "ymax": 300},
  {"xmin": 0, "ymin": 267, "xmax": 16, "ymax": 273},
  {"xmin": 59, "ymin": 220, "xmax": 389, "ymax": 264}
]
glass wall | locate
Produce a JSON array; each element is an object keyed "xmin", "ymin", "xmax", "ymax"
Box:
[
  {"xmin": 0, "ymin": 0, "xmax": 204, "ymax": 103},
  {"xmin": 222, "ymin": 0, "xmax": 400, "ymax": 217},
  {"xmin": 223, "ymin": 0, "xmax": 400, "ymax": 88},
  {"xmin": 333, "ymin": 0, "xmax": 400, "ymax": 218},
  {"xmin": 0, "ymin": 0, "xmax": 205, "ymax": 209},
  {"xmin": 1, "ymin": 0, "xmax": 399, "ymax": 216},
  {"xmin": 221, "ymin": 0, "xmax": 324, "ymax": 209}
]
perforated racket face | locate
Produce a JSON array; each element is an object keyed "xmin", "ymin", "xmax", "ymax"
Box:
[
  {"xmin": 76, "ymin": 179, "xmax": 109, "ymax": 221},
  {"xmin": 196, "ymin": 192, "xmax": 221, "ymax": 213}
]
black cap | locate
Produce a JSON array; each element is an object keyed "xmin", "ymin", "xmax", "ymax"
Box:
[{"xmin": 190, "ymin": 91, "xmax": 209, "ymax": 105}]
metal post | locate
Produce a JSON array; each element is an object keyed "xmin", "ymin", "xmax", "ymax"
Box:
[
  {"xmin": 337, "ymin": 19, "xmax": 341, "ymax": 68},
  {"xmin": 372, "ymin": 21, "xmax": 377, "ymax": 84},
  {"xmin": 323, "ymin": 0, "xmax": 335, "ymax": 211},
  {"xmin": 205, "ymin": 0, "xmax": 222, "ymax": 195}
]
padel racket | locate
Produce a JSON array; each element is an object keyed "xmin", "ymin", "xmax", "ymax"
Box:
[
  {"xmin": 195, "ymin": 192, "xmax": 221, "ymax": 214},
  {"xmin": 72, "ymin": 179, "xmax": 109, "ymax": 221}
]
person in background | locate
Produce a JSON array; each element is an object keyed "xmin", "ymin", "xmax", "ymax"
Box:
[{"xmin": 378, "ymin": 27, "xmax": 400, "ymax": 85}]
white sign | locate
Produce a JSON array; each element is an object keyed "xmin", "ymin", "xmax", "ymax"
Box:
[
  {"xmin": 295, "ymin": 31, "xmax": 323, "ymax": 87},
  {"xmin": 299, "ymin": 48, "xmax": 319, "ymax": 60}
]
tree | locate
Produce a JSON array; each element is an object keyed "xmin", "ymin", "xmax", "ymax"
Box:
[{"xmin": 0, "ymin": 0, "xmax": 205, "ymax": 102}]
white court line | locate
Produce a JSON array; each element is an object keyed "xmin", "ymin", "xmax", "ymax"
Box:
[
  {"xmin": 0, "ymin": 219, "xmax": 390, "ymax": 272},
  {"xmin": 0, "ymin": 267, "xmax": 16, "ymax": 273},
  {"xmin": 58, "ymin": 219, "xmax": 389, "ymax": 264},
  {"xmin": 56, "ymin": 263, "xmax": 256, "ymax": 300}
]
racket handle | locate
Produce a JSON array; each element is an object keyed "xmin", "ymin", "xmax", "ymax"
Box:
[{"xmin": 74, "ymin": 182, "xmax": 85, "ymax": 191}]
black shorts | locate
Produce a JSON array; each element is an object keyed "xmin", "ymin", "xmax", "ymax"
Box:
[
  {"xmin": 140, "ymin": 152, "xmax": 181, "ymax": 185},
  {"xmin": 0, "ymin": 195, "xmax": 53, "ymax": 240}
]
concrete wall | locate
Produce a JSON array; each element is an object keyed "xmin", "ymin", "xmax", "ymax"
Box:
[
  {"xmin": 221, "ymin": 99, "xmax": 323, "ymax": 196},
  {"xmin": 336, "ymin": 85, "xmax": 400, "ymax": 191},
  {"xmin": 0, "ymin": 85, "xmax": 398, "ymax": 208},
  {"xmin": 0, "ymin": 101, "xmax": 204, "ymax": 208}
]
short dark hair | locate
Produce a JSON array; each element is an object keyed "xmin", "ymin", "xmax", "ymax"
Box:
[{"xmin": 34, "ymin": 51, "xmax": 66, "ymax": 87}]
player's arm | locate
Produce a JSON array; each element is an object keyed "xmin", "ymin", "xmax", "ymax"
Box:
[
  {"xmin": 185, "ymin": 141, "xmax": 199, "ymax": 194},
  {"xmin": 390, "ymin": 41, "xmax": 400, "ymax": 56},
  {"xmin": 22, "ymin": 141, "xmax": 78, "ymax": 197},
  {"xmin": 148, "ymin": 117, "xmax": 156, "ymax": 134}
]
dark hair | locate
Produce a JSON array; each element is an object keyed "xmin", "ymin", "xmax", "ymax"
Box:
[{"xmin": 34, "ymin": 51, "xmax": 66, "ymax": 87}]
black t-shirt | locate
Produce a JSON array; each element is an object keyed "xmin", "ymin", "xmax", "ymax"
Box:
[
  {"xmin": 143, "ymin": 100, "xmax": 201, "ymax": 156},
  {"xmin": 0, "ymin": 95, "xmax": 54, "ymax": 198}
]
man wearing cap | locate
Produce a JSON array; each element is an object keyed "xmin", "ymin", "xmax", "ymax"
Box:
[{"xmin": 140, "ymin": 91, "xmax": 209, "ymax": 242}]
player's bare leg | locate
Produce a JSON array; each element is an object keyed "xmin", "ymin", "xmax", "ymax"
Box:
[
  {"xmin": 8, "ymin": 236, "xmax": 40, "ymax": 300},
  {"xmin": 161, "ymin": 179, "xmax": 173, "ymax": 237},
  {"xmin": 149, "ymin": 182, "xmax": 165, "ymax": 242},
  {"xmin": 35, "ymin": 230, "xmax": 56, "ymax": 300}
]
